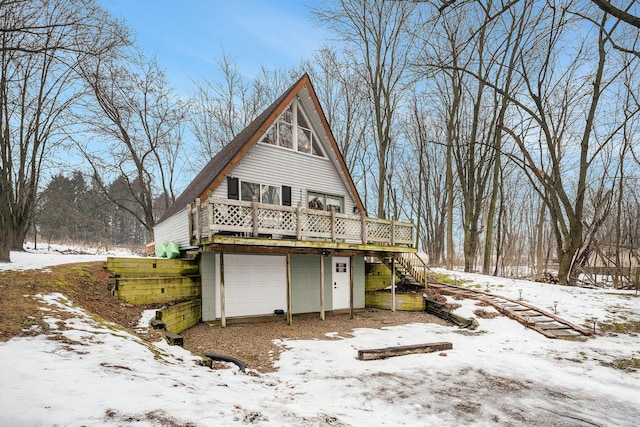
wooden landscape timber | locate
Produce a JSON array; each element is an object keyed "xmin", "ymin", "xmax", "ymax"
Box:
[
  {"xmin": 105, "ymin": 256, "xmax": 201, "ymax": 305},
  {"xmin": 112, "ymin": 276, "xmax": 200, "ymax": 305},
  {"xmin": 164, "ymin": 331, "xmax": 184, "ymax": 346},
  {"xmin": 156, "ymin": 299, "xmax": 202, "ymax": 334},
  {"xmin": 423, "ymin": 297, "xmax": 479, "ymax": 329},
  {"xmin": 357, "ymin": 342, "xmax": 453, "ymax": 361},
  {"xmin": 365, "ymin": 290, "xmax": 425, "ymax": 311},
  {"xmin": 105, "ymin": 257, "xmax": 199, "ymax": 277},
  {"xmin": 428, "ymin": 282, "xmax": 593, "ymax": 339}
]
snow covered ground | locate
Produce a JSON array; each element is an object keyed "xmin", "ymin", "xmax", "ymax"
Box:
[
  {"xmin": 0, "ymin": 243, "xmax": 137, "ymax": 271},
  {"xmin": 1, "ymin": 251, "xmax": 639, "ymax": 426}
]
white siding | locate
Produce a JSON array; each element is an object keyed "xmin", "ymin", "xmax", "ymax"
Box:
[
  {"xmin": 153, "ymin": 207, "xmax": 193, "ymax": 249},
  {"xmin": 212, "ymin": 143, "xmax": 356, "ymax": 213}
]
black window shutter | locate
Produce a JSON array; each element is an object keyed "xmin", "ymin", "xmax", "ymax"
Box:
[
  {"xmin": 227, "ymin": 176, "xmax": 239, "ymax": 200},
  {"xmin": 282, "ymin": 186, "xmax": 291, "ymax": 206}
]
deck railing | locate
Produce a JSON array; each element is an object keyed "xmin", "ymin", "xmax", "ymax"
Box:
[{"xmin": 189, "ymin": 197, "xmax": 414, "ymax": 247}]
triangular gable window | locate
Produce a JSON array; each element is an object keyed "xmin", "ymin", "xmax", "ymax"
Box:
[{"xmin": 261, "ymin": 100, "xmax": 324, "ymax": 157}]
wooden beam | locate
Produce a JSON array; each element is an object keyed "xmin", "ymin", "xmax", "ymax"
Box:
[
  {"xmin": 357, "ymin": 342, "xmax": 453, "ymax": 361},
  {"xmin": 320, "ymin": 254, "xmax": 325, "ymax": 320},
  {"xmin": 286, "ymin": 253, "xmax": 292, "ymax": 326},
  {"xmin": 203, "ymin": 235, "xmax": 417, "ymax": 254},
  {"xmin": 391, "ymin": 257, "xmax": 396, "ymax": 312},
  {"xmin": 220, "ymin": 252, "xmax": 226, "ymax": 328},
  {"xmin": 349, "ymin": 255, "xmax": 354, "ymax": 320},
  {"xmin": 424, "ymin": 298, "xmax": 477, "ymax": 328}
]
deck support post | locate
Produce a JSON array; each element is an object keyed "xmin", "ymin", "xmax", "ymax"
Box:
[
  {"xmin": 361, "ymin": 212, "xmax": 367, "ymax": 244},
  {"xmin": 320, "ymin": 253, "xmax": 325, "ymax": 320},
  {"xmin": 296, "ymin": 202, "xmax": 303, "ymax": 240},
  {"xmin": 195, "ymin": 198, "xmax": 201, "ymax": 244},
  {"xmin": 286, "ymin": 253, "xmax": 292, "ymax": 325},
  {"xmin": 391, "ymin": 256, "xmax": 396, "ymax": 312},
  {"xmin": 391, "ymin": 218, "xmax": 396, "ymax": 246},
  {"xmin": 220, "ymin": 251, "xmax": 226, "ymax": 328},
  {"xmin": 252, "ymin": 196, "xmax": 259, "ymax": 237},
  {"xmin": 330, "ymin": 208, "xmax": 336, "ymax": 242},
  {"xmin": 349, "ymin": 255, "xmax": 354, "ymax": 319}
]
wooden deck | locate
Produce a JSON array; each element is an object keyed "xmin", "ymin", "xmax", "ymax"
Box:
[{"xmin": 188, "ymin": 197, "xmax": 415, "ymax": 251}]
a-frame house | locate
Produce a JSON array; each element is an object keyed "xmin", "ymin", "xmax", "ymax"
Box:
[{"xmin": 154, "ymin": 73, "xmax": 418, "ymax": 326}]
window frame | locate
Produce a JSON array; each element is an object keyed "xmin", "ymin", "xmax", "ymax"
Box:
[
  {"xmin": 307, "ymin": 191, "xmax": 344, "ymax": 213},
  {"xmin": 240, "ymin": 180, "xmax": 283, "ymax": 206},
  {"xmin": 259, "ymin": 99, "xmax": 326, "ymax": 158}
]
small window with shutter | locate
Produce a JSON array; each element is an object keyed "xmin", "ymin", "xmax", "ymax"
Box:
[{"xmin": 227, "ymin": 176, "xmax": 239, "ymax": 200}]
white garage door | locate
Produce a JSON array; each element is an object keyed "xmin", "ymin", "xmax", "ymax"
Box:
[{"xmin": 216, "ymin": 254, "xmax": 286, "ymax": 318}]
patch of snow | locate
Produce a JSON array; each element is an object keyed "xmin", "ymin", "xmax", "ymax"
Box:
[
  {"xmin": 136, "ymin": 309, "xmax": 158, "ymax": 331},
  {"xmin": 0, "ymin": 253, "xmax": 639, "ymax": 425},
  {"xmin": 0, "ymin": 242, "xmax": 141, "ymax": 271}
]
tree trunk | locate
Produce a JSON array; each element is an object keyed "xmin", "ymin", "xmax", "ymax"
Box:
[
  {"xmin": 0, "ymin": 225, "xmax": 14, "ymax": 262},
  {"xmin": 535, "ymin": 203, "xmax": 545, "ymax": 277}
]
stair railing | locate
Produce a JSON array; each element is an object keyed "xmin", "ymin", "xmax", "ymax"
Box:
[{"xmin": 395, "ymin": 252, "xmax": 429, "ymax": 287}]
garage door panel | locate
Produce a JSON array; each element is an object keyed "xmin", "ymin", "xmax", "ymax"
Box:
[{"xmin": 220, "ymin": 254, "xmax": 286, "ymax": 317}]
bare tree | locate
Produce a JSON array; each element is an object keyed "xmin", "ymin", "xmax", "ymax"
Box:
[
  {"xmin": 189, "ymin": 51, "xmax": 258, "ymax": 166},
  {"xmin": 495, "ymin": 5, "xmax": 637, "ymax": 284},
  {"xmin": 590, "ymin": 0, "xmax": 640, "ymax": 29},
  {"xmin": 313, "ymin": 0, "xmax": 417, "ymax": 219},
  {"xmin": 309, "ymin": 47, "xmax": 371, "ymax": 176},
  {"xmin": 188, "ymin": 56, "xmax": 304, "ymax": 172},
  {"xmin": 402, "ymin": 91, "xmax": 447, "ymax": 262},
  {"xmin": 0, "ymin": 0, "xmax": 127, "ymax": 262},
  {"xmin": 75, "ymin": 49, "xmax": 184, "ymax": 236}
]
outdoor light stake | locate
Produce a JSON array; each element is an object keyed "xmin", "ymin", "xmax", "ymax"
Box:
[
  {"xmin": 591, "ymin": 316, "xmax": 598, "ymax": 334},
  {"xmin": 519, "ymin": 289, "xmax": 523, "ymax": 300},
  {"xmin": 553, "ymin": 301, "xmax": 558, "ymax": 314}
]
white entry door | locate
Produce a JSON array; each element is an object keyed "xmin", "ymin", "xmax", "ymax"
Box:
[{"xmin": 332, "ymin": 257, "xmax": 350, "ymax": 310}]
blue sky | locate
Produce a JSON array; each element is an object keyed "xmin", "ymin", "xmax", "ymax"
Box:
[{"xmin": 98, "ymin": 0, "xmax": 330, "ymax": 95}]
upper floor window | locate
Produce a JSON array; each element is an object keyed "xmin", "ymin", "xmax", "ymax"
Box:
[{"xmin": 261, "ymin": 100, "xmax": 324, "ymax": 157}]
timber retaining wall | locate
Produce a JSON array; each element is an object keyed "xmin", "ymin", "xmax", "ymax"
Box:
[
  {"xmin": 156, "ymin": 299, "xmax": 202, "ymax": 334},
  {"xmin": 105, "ymin": 257, "xmax": 201, "ymax": 305},
  {"xmin": 105, "ymin": 257, "xmax": 202, "ymax": 333}
]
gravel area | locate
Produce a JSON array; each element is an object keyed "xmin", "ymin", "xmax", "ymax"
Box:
[{"xmin": 183, "ymin": 309, "xmax": 448, "ymax": 372}]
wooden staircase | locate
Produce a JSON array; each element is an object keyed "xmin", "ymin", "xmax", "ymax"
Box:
[{"xmin": 379, "ymin": 252, "xmax": 429, "ymax": 288}]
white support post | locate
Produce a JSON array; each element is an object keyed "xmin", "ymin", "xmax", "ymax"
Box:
[
  {"xmin": 319, "ymin": 253, "xmax": 325, "ymax": 320},
  {"xmin": 220, "ymin": 251, "xmax": 226, "ymax": 328},
  {"xmin": 349, "ymin": 255, "xmax": 354, "ymax": 320},
  {"xmin": 286, "ymin": 253, "xmax": 292, "ymax": 326}
]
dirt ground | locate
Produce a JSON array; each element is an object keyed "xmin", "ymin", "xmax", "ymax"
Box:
[
  {"xmin": 183, "ymin": 310, "xmax": 448, "ymax": 372},
  {"xmin": 0, "ymin": 261, "xmax": 448, "ymax": 372}
]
